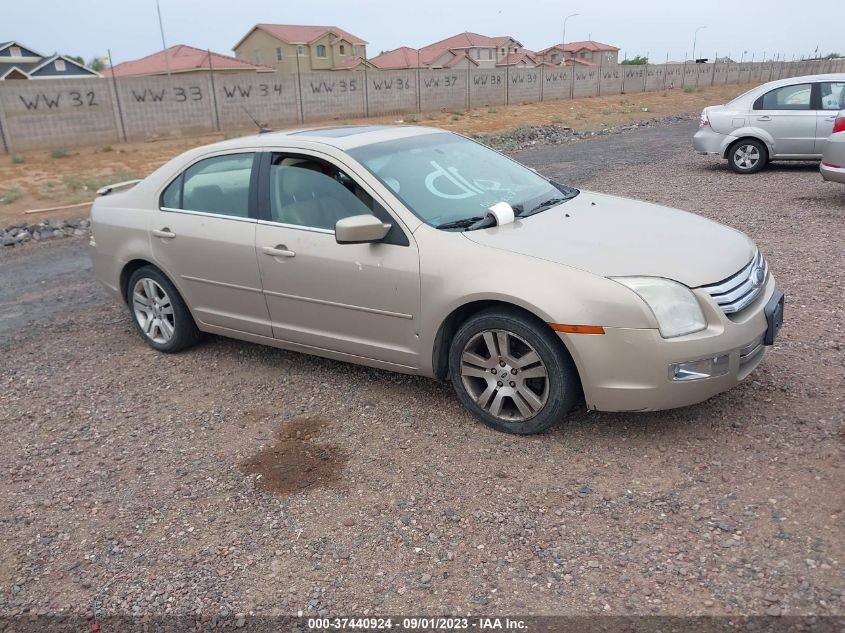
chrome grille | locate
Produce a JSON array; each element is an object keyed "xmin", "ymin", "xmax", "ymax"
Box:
[{"xmin": 702, "ymin": 250, "xmax": 768, "ymax": 315}]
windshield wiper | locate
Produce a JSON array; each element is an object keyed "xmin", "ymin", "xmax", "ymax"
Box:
[
  {"xmin": 516, "ymin": 188, "xmax": 580, "ymax": 219},
  {"xmin": 435, "ymin": 215, "xmax": 496, "ymax": 231}
]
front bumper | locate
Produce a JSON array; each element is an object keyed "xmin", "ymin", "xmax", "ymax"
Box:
[
  {"xmin": 693, "ymin": 126, "xmax": 732, "ymax": 156},
  {"xmin": 561, "ymin": 276, "xmax": 779, "ymax": 412}
]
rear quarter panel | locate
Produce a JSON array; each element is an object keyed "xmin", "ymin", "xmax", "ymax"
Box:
[{"xmin": 90, "ymin": 195, "xmax": 152, "ymax": 299}]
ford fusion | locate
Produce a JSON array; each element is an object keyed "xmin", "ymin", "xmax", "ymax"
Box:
[{"xmin": 90, "ymin": 125, "xmax": 784, "ymax": 434}]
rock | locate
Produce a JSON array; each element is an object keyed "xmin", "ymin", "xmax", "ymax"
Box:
[
  {"xmin": 235, "ymin": 614, "xmax": 246, "ymax": 627},
  {"xmin": 587, "ymin": 561, "xmax": 600, "ymax": 568},
  {"xmin": 341, "ymin": 517, "xmax": 355, "ymax": 527},
  {"xmin": 576, "ymin": 485, "xmax": 593, "ymax": 496},
  {"xmin": 420, "ymin": 574, "xmax": 432, "ymax": 584}
]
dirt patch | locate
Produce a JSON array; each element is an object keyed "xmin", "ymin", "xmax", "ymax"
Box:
[{"xmin": 240, "ymin": 415, "xmax": 345, "ymax": 495}]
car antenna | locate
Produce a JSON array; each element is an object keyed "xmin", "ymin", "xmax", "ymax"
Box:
[{"xmin": 241, "ymin": 106, "xmax": 272, "ymax": 134}]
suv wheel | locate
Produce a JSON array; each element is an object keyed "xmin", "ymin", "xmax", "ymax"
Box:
[
  {"xmin": 126, "ymin": 265, "xmax": 201, "ymax": 353},
  {"xmin": 729, "ymin": 139, "xmax": 768, "ymax": 174},
  {"xmin": 448, "ymin": 307, "xmax": 580, "ymax": 434}
]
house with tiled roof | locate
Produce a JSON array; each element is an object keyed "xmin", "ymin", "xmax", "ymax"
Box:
[
  {"xmin": 104, "ymin": 45, "xmax": 274, "ymax": 77},
  {"xmin": 232, "ymin": 24, "xmax": 372, "ymax": 72},
  {"xmin": 0, "ymin": 41, "xmax": 100, "ymax": 80},
  {"xmin": 537, "ymin": 40, "xmax": 619, "ymax": 67},
  {"xmin": 371, "ymin": 32, "xmax": 533, "ymax": 70}
]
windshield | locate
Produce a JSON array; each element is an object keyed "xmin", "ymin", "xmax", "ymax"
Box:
[{"xmin": 348, "ymin": 132, "xmax": 571, "ymax": 227}]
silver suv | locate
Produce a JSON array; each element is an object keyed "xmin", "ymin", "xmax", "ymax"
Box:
[{"xmin": 693, "ymin": 73, "xmax": 845, "ymax": 173}]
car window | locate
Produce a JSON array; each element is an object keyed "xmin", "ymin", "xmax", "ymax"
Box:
[
  {"xmin": 820, "ymin": 82, "xmax": 845, "ymax": 111},
  {"xmin": 162, "ymin": 153, "xmax": 254, "ymax": 218},
  {"xmin": 269, "ymin": 156, "xmax": 374, "ymax": 231},
  {"xmin": 758, "ymin": 83, "xmax": 811, "ymax": 110}
]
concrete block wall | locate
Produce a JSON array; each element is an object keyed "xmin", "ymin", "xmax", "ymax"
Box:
[
  {"xmin": 213, "ymin": 72, "xmax": 299, "ymax": 129},
  {"xmin": 299, "ymin": 71, "xmax": 366, "ymax": 121},
  {"xmin": 419, "ymin": 69, "xmax": 466, "ymax": 112},
  {"xmin": 115, "ymin": 74, "xmax": 215, "ymax": 141},
  {"xmin": 541, "ymin": 68, "xmax": 572, "ymax": 100},
  {"xmin": 468, "ymin": 70, "xmax": 507, "ymax": 107},
  {"xmin": 0, "ymin": 77, "xmax": 118, "ymax": 151},
  {"xmin": 507, "ymin": 69, "xmax": 542, "ymax": 104},
  {"xmin": 0, "ymin": 59, "xmax": 838, "ymax": 153},
  {"xmin": 365, "ymin": 70, "xmax": 417, "ymax": 116}
]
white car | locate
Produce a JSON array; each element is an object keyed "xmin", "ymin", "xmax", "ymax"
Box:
[{"xmin": 693, "ymin": 73, "xmax": 845, "ymax": 173}]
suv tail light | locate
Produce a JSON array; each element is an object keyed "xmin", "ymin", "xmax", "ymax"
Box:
[{"xmin": 833, "ymin": 114, "xmax": 845, "ymax": 134}]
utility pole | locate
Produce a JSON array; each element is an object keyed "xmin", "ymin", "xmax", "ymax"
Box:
[
  {"xmin": 692, "ymin": 25, "xmax": 706, "ymax": 63},
  {"xmin": 562, "ymin": 13, "xmax": 578, "ymax": 66},
  {"xmin": 156, "ymin": 0, "xmax": 171, "ymax": 76}
]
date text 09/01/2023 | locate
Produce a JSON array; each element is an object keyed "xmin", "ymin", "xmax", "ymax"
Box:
[{"xmin": 306, "ymin": 616, "xmax": 528, "ymax": 630}]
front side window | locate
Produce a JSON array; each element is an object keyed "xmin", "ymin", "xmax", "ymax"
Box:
[
  {"xmin": 758, "ymin": 83, "xmax": 811, "ymax": 110},
  {"xmin": 348, "ymin": 133, "xmax": 571, "ymax": 228},
  {"xmin": 820, "ymin": 81, "xmax": 845, "ymax": 110},
  {"xmin": 316, "ymin": 45, "xmax": 327, "ymax": 58},
  {"xmin": 161, "ymin": 153, "xmax": 254, "ymax": 218},
  {"xmin": 270, "ymin": 156, "xmax": 374, "ymax": 231}
]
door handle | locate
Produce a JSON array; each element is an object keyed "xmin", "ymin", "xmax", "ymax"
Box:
[
  {"xmin": 262, "ymin": 245, "xmax": 296, "ymax": 258},
  {"xmin": 756, "ymin": 116, "xmax": 772, "ymax": 121},
  {"xmin": 824, "ymin": 116, "xmax": 836, "ymax": 121},
  {"xmin": 152, "ymin": 228, "xmax": 176, "ymax": 239}
]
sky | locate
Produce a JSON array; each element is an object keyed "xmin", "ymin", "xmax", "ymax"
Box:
[{"xmin": 5, "ymin": 0, "xmax": 842, "ymax": 65}]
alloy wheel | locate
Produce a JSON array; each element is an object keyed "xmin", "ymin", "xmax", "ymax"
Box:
[
  {"xmin": 132, "ymin": 278, "xmax": 175, "ymax": 345},
  {"xmin": 733, "ymin": 144, "xmax": 760, "ymax": 170},
  {"xmin": 459, "ymin": 329, "xmax": 549, "ymax": 422}
]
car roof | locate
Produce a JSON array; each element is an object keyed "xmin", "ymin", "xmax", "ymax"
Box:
[
  {"xmin": 747, "ymin": 73, "xmax": 845, "ymax": 93},
  {"xmin": 208, "ymin": 124, "xmax": 446, "ymax": 153}
]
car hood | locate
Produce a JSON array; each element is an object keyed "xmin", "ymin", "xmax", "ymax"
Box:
[{"xmin": 462, "ymin": 190, "xmax": 755, "ymax": 288}]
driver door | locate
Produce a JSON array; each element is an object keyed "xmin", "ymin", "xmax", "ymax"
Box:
[{"xmin": 254, "ymin": 151, "xmax": 421, "ymax": 369}]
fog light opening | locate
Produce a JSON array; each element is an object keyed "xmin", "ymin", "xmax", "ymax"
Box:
[{"xmin": 669, "ymin": 355, "xmax": 729, "ymax": 381}]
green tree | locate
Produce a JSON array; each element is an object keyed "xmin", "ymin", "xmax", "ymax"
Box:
[
  {"xmin": 824, "ymin": 52, "xmax": 841, "ymax": 60},
  {"xmin": 621, "ymin": 55, "xmax": 648, "ymax": 65},
  {"xmin": 68, "ymin": 55, "xmax": 85, "ymax": 66},
  {"xmin": 88, "ymin": 57, "xmax": 105, "ymax": 72}
]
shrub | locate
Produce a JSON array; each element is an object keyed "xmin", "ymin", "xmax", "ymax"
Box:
[
  {"xmin": 0, "ymin": 188, "xmax": 21, "ymax": 205},
  {"xmin": 99, "ymin": 145, "xmax": 113, "ymax": 152},
  {"xmin": 11, "ymin": 155, "xmax": 25, "ymax": 164},
  {"xmin": 51, "ymin": 148, "xmax": 69, "ymax": 159}
]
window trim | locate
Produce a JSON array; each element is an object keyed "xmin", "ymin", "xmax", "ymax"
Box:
[
  {"xmin": 258, "ymin": 149, "xmax": 410, "ymax": 246},
  {"xmin": 753, "ymin": 82, "xmax": 815, "ymax": 111},
  {"xmin": 316, "ymin": 44, "xmax": 327, "ymax": 58},
  {"xmin": 157, "ymin": 151, "xmax": 261, "ymax": 221}
]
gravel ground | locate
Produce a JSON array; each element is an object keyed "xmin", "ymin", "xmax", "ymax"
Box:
[{"xmin": 0, "ymin": 121, "xmax": 843, "ymax": 623}]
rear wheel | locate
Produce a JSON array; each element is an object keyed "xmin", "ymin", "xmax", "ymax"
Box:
[
  {"xmin": 126, "ymin": 266, "xmax": 200, "ymax": 353},
  {"xmin": 728, "ymin": 138, "xmax": 768, "ymax": 174},
  {"xmin": 448, "ymin": 308, "xmax": 580, "ymax": 434}
]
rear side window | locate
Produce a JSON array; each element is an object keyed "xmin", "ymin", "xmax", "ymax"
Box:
[
  {"xmin": 757, "ymin": 83, "xmax": 811, "ymax": 110},
  {"xmin": 820, "ymin": 82, "xmax": 845, "ymax": 111},
  {"xmin": 160, "ymin": 153, "xmax": 254, "ymax": 218}
]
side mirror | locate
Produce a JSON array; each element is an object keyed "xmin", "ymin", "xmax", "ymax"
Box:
[{"xmin": 335, "ymin": 214, "xmax": 391, "ymax": 244}]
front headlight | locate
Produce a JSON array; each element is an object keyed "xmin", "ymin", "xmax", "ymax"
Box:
[{"xmin": 612, "ymin": 277, "xmax": 706, "ymax": 338}]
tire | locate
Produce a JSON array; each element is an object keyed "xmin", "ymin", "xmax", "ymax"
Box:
[
  {"xmin": 448, "ymin": 307, "xmax": 580, "ymax": 435},
  {"xmin": 728, "ymin": 138, "xmax": 768, "ymax": 174},
  {"xmin": 126, "ymin": 265, "xmax": 201, "ymax": 353}
]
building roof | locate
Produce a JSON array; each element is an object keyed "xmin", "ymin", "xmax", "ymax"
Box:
[
  {"xmin": 0, "ymin": 44, "xmax": 101, "ymax": 79},
  {"xmin": 105, "ymin": 45, "xmax": 273, "ymax": 77},
  {"xmin": 234, "ymin": 24, "xmax": 368, "ymax": 50},
  {"xmin": 333, "ymin": 56, "xmax": 374, "ymax": 69},
  {"xmin": 417, "ymin": 32, "xmax": 520, "ymax": 65},
  {"xmin": 497, "ymin": 50, "xmax": 538, "ymax": 66},
  {"xmin": 538, "ymin": 40, "xmax": 619, "ymax": 55},
  {"xmin": 369, "ymin": 46, "xmax": 422, "ymax": 69}
]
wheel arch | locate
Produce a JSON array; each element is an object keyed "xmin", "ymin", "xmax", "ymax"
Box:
[
  {"xmin": 430, "ymin": 299, "xmax": 580, "ymax": 385},
  {"xmin": 722, "ymin": 131, "xmax": 773, "ymax": 159}
]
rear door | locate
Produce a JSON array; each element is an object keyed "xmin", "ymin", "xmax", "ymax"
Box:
[
  {"xmin": 752, "ymin": 82, "xmax": 816, "ymax": 156},
  {"xmin": 151, "ymin": 151, "xmax": 273, "ymax": 337},
  {"xmin": 815, "ymin": 81, "xmax": 845, "ymax": 153}
]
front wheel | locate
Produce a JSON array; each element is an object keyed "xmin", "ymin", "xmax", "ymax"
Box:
[
  {"xmin": 728, "ymin": 139, "xmax": 768, "ymax": 174},
  {"xmin": 448, "ymin": 308, "xmax": 581, "ymax": 434}
]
